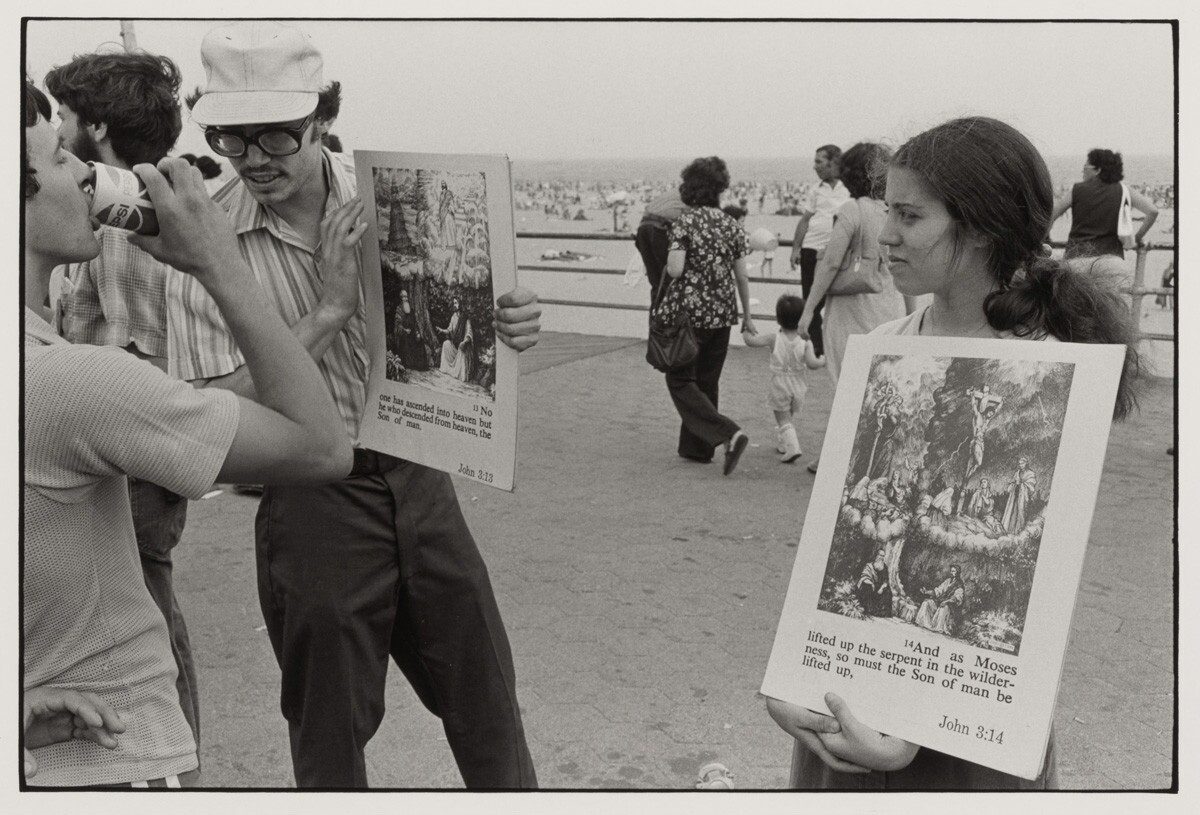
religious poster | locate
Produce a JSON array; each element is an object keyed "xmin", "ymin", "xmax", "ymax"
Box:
[
  {"xmin": 354, "ymin": 151, "xmax": 519, "ymax": 491},
  {"xmin": 761, "ymin": 334, "xmax": 1125, "ymax": 779}
]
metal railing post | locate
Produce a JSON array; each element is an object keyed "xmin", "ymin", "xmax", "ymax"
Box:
[{"xmin": 1130, "ymin": 244, "xmax": 1148, "ymax": 339}]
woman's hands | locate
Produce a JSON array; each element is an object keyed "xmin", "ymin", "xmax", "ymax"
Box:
[
  {"xmin": 797, "ymin": 306, "xmax": 815, "ymax": 341},
  {"xmin": 766, "ymin": 693, "xmax": 919, "ymax": 774},
  {"xmin": 766, "ymin": 696, "xmax": 869, "ymax": 774}
]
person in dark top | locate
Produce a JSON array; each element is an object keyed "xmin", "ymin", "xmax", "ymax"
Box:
[
  {"xmin": 634, "ymin": 189, "xmax": 686, "ymax": 309},
  {"xmin": 1052, "ymin": 148, "xmax": 1158, "ymax": 259}
]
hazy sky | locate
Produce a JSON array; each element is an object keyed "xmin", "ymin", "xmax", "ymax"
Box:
[{"xmin": 24, "ymin": 18, "xmax": 1175, "ymax": 164}]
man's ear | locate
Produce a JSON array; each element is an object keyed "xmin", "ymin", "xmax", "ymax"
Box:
[
  {"xmin": 88, "ymin": 122, "xmax": 107, "ymax": 144},
  {"xmin": 314, "ymin": 117, "xmax": 334, "ymax": 138}
]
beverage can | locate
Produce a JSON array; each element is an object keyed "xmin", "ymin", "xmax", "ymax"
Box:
[{"xmin": 83, "ymin": 162, "xmax": 160, "ymax": 235}]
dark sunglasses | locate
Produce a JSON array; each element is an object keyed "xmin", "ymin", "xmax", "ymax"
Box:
[{"xmin": 205, "ymin": 114, "xmax": 314, "ymax": 158}]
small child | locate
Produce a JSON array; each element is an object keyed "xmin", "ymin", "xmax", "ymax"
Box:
[{"xmin": 742, "ymin": 293, "xmax": 825, "ymax": 463}]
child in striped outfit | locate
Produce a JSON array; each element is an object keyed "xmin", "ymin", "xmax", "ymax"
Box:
[{"xmin": 742, "ymin": 293, "xmax": 825, "ymax": 463}]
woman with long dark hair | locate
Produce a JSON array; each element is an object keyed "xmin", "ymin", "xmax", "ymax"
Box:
[
  {"xmin": 766, "ymin": 116, "xmax": 1138, "ymax": 790},
  {"xmin": 1052, "ymin": 147, "xmax": 1158, "ymax": 259},
  {"xmin": 798, "ymin": 142, "xmax": 910, "ymax": 473},
  {"xmin": 653, "ymin": 156, "xmax": 755, "ymax": 475}
]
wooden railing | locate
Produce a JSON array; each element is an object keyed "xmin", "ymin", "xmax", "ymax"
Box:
[{"xmin": 516, "ymin": 231, "xmax": 1176, "ymax": 342}]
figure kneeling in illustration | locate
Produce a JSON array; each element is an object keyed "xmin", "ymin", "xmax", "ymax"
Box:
[
  {"xmin": 915, "ymin": 564, "xmax": 965, "ymax": 635},
  {"xmin": 856, "ymin": 548, "xmax": 893, "ymax": 617}
]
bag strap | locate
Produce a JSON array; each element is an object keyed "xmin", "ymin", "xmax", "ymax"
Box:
[{"xmin": 653, "ymin": 265, "xmax": 691, "ymax": 327}]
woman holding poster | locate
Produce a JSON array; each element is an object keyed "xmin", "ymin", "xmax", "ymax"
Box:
[{"xmin": 766, "ymin": 116, "xmax": 1138, "ymax": 789}]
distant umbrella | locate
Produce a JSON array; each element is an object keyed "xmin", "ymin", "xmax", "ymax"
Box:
[{"xmin": 605, "ymin": 190, "xmax": 630, "ymax": 205}]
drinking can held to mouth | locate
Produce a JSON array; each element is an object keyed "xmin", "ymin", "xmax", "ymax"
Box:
[{"xmin": 83, "ymin": 162, "xmax": 160, "ymax": 235}]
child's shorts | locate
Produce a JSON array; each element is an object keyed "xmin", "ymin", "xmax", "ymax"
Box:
[{"xmin": 768, "ymin": 372, "xmax": 808, "ymax": 413}]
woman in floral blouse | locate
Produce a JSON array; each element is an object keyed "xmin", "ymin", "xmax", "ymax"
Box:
[{"xmin": 652, "ymin": 156, "xmax": 756, "ymax": 475}]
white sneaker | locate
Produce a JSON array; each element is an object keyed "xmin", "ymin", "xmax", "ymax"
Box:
[{"xmin": 779, "ymin": 423, "xmax": 803, "ymax": 463}]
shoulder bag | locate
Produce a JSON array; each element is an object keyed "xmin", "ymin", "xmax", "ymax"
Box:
[
  {"xmin": 646, "ymin": 267, "xmax": 698, "ymax": 372},
  {"xmin": 1116, "ymin": 183, "xmax": 1136, "ymax": 249},
  {"xmin": 826, "ymin": 198, "xmax": 888, "ymax": 296}
]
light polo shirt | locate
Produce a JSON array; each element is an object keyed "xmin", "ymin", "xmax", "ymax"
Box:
[
  {"xmin": 166, "ymin": 148, "xmax": 369, "ymax": 440},
  {"xmin": 802, "ymin": 179, "xmax": 851, "ymax": 252},
  {"xmin": 23, "ymin": 308, "xmax": 239, "ymax": 786},
  {"xmin": 58, "ymin": 226, "xmax": 173, "ymax": 357}
]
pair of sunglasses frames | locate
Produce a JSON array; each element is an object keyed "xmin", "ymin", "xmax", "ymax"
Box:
[{"xmin": 204, "ymin": 114, "xmax": 314, "ymax": 159}]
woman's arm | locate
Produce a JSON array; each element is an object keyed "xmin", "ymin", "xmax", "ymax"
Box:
[
  {"xmin": 1050, "ymin": 195, "xmax": 1072, "ymax": 223},
  {"xmin": 741, "ymin": 328, "xmax": 775, "ymax": 348},
  {"xmin": 666, "ymin": 249, "xmax": 686, "ymax": 279},
  {"xmin": 1129, "ymin": 189, "xmax": 1159, "ymax": 245},
  {"xmin": 732, "ymin": 256, "xmax": 755, "ymax": 333},
  {"xmin": 799, "ymin": 205, "xmax": 855, "ymax": 338}
]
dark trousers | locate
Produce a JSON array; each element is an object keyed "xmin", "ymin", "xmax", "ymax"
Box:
[
  {"xmin": 635, "ymin": 218, "xmax": 671, "ymax": 309},
  {"xmin": 255, "ymin": 454, "xmax": 536, "ymax": 789},
  {"xmin": 666, "ymin": 326, "xmax": 740, "ymax": 460},
  {"xmin": 799, "ymin": 248, "xmax": 826, "ymax": 357},
  {"xmin": 129, "ymin": 478, "xmax": 199, "ymax": 751}
]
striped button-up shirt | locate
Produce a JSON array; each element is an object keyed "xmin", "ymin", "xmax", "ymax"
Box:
[
  {"xmin": 59, "ymin": 226, "xmax": 171, "ymax": 357},
  {"xmin": 166, "ymin": 149, "xmax": 370, "ymax": 440}
]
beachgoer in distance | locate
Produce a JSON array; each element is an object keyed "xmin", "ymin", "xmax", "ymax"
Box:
[
  {"xmin": 741, "ymin": 292, "xmax": 825, "ymax": 463},
  {"xmin": 789, "ymin": 145, "xmax": 850, "ymax": 359},
  {"xmin": 169, "ymin": 21, "xmax": 540, "ymax": 788},
  {"xmin": 653, "ymin": 156, "xmax": 755, "ymax": 475},
  {"xmin": 23, "ymin": 79, "xmax": 351, "ymax": 786},
  {"xmin": 766, "ymin": 115, "xmax": 1138, "ymax": 790},
  {"xmin": 1051, "ymin": 148, "xmax": 1158, "ymax": 259}
]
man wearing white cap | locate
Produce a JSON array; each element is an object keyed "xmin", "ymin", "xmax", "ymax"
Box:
[{"xmin": 168, "ymin": 21, "xmax": 539, "ymax": 788}]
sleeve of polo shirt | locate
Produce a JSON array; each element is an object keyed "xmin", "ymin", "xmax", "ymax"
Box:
[
  {"xmin": 37, "ymin": 344, "xmax": 240, "ymax": 500},
  {"xmin": 164, "ymin": 265, "xmax": 247, "ymax": 381}
]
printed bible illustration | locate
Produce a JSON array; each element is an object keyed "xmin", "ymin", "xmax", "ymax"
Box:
[
  {"xmin": 355, "ymin": 152, "xmax": 519, "ymax": 491},
  {"xmin": 819, "ymin": 355, "xmax": 1074, "ymax": 657},
  {"xmin": 762, "ymin": 334, "xmax": 1124, "ymax": 779}
]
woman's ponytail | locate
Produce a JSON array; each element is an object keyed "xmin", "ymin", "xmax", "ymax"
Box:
[
  {"xmin": 985, "ymin": 256, "xmax": 1140, "ymax": 420},
  {"xmin": 893, "ymin": 117, "xmax": 1141, "ymax": 421}
]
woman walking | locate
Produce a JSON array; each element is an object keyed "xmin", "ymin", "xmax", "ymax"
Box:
[{"xmin": 653, "ymin": 156, "xmax": 755, "ymax": 475}]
